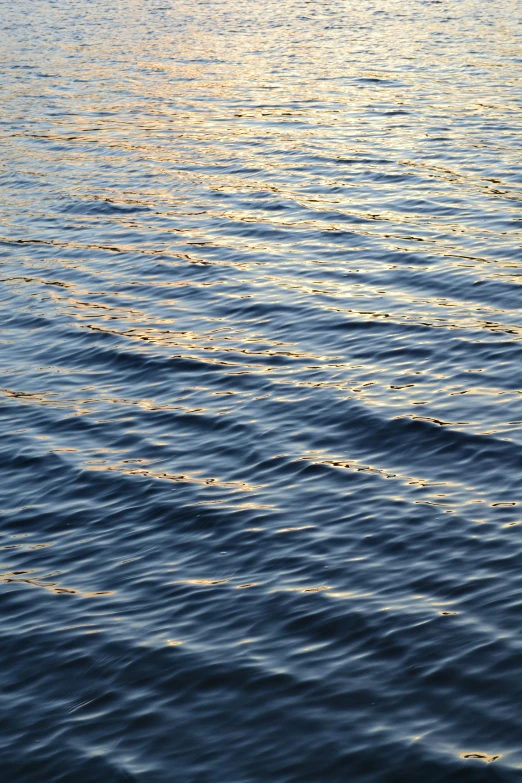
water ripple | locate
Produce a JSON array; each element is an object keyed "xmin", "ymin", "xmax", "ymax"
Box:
[{"xmin": 1, "ymin": 0, "xmax": 521, "ymax": 780}]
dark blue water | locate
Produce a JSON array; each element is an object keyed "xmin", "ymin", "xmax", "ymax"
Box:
[{"xmin": 1, "ymin": 0, "xmax": 521, "ymax": 780}]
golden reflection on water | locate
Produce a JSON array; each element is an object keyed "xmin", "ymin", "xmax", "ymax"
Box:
[
  {"xmin": 460, "ymin": 751, "xmax": 502, "ymax": 763},
  {"xmin": 0, "ymin": 570, "xmax": 113, "ymax": 598},
  {"xmin": 169, "ymin": 578, "xmax": 231, "ymax": 587}
]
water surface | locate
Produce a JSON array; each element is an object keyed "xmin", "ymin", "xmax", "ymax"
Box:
[{"xmin": 1, "ymin": 0, "xmax": 522, "ymax": 780}]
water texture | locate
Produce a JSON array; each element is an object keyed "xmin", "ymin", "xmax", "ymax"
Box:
[{"xmin": 1, "ymin": 0, "xmax": 521, "ymax": 780}]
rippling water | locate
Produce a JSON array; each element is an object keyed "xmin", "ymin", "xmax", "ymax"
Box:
[{"xmin": 1, "ymin": 0, "xmax": 521, "ymax": 780}]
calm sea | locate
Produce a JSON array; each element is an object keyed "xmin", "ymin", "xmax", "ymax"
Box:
[{"xmin": 1, "ymin": 0, "xmax": 521, "ymax": 780}]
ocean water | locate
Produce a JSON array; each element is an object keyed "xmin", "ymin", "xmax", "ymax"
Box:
[{"xmin": 1, "ymin": 0, "xmax": 521, "ymax": 780}]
